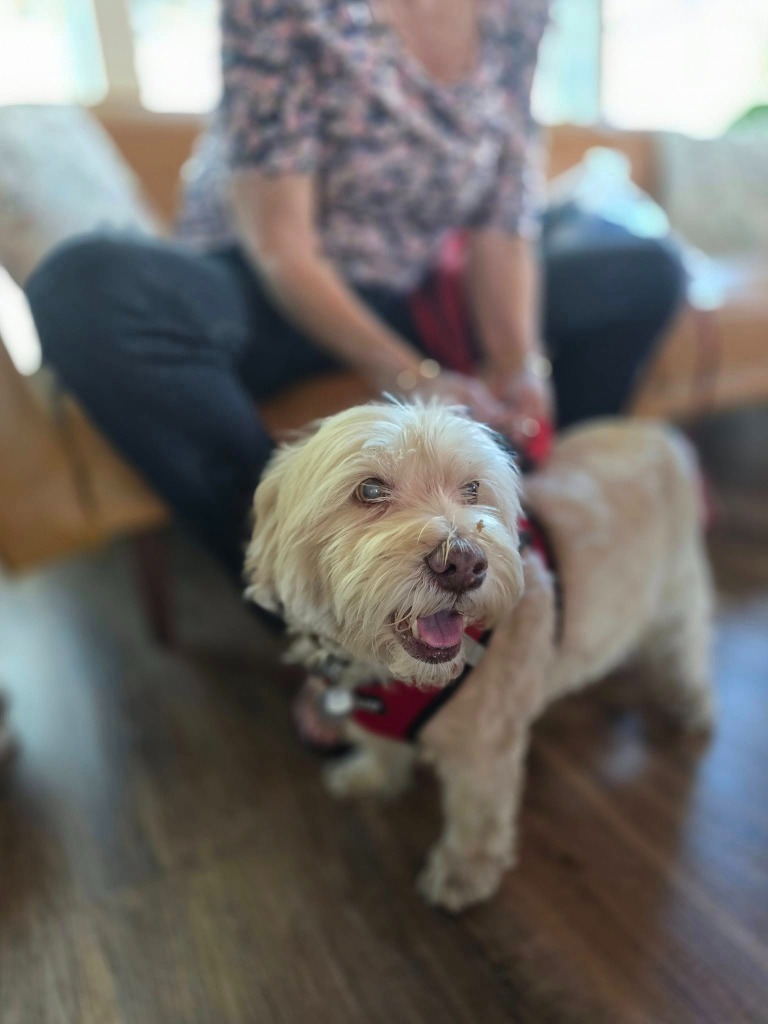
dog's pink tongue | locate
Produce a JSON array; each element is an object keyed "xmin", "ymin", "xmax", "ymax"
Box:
[{"xmin": 416, "ymin": 610, "xmax": 464, "ymax": 649}]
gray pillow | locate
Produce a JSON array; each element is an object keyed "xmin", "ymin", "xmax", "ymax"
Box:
[
  {"xmin": 656, "ymin": 130, "xmax": 768, "ymax": 257},
  {"xmin": 0, "ymin": 104, "xmax": 159, "ymax": 286}
]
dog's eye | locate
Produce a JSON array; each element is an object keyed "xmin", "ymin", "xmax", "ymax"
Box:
[
  {"xmin": 356, "ymin": 478, "xmax": 391, "ymax": 503},
  {"xmin": 461, "ymin": 481, "xmax": 480, "ymax": 504}
]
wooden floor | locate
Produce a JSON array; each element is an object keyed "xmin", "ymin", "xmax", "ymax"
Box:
[{"xmin": 1, "ymin": 445, "xmax": 768, "ymax": 1023}]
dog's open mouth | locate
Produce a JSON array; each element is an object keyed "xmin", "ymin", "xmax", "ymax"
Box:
[{"xmin": 395, "ymin": 610, "xmax": 464, "ymax": 663}]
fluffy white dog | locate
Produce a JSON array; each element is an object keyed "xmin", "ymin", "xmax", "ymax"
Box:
[{"xmin": 246, "ymin": 402, "xmax": 713, "ymax": 911}]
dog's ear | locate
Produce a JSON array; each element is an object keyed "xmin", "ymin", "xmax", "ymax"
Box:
[
  {"xmin": 243, "ymin": 426, "xmax": 320, "ymax": 613},
  {"xmin": 243, "ymin": 458, "xmax": 283, "ymax": 613},
  {"xmin": 243, "ymin": 437, "xmax": 308, "ymax": 613}
]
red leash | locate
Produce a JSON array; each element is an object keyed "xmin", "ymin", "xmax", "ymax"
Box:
[
  {"xmin": 409, "ymin": 233, "xmax": 554, "ymax": 469},
  {"xmin": 409, "ymin": 233, "xmax": 476, "ymax": 375},
  {"xmin": 318, "ymin": 236, "xmax": 558, "ymax": 743}
]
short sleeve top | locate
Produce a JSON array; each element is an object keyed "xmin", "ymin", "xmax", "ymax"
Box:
[{"xmin": 176, "ymin": 0, "xmax": 550, "ymax": 291}]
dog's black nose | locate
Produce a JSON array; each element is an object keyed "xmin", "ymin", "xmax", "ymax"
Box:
[{"xmin": 425, "ymin": 540, "xmax": 488, "ymax": 592}]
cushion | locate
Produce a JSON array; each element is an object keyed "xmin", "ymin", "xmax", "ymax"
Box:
[
  {"xmin": 0, "ymin": 104, "xmax": 159, "ymax": 286},
  {"xmin": 656, "ymin": 130, "xmax": 768, "ymax": 257}
]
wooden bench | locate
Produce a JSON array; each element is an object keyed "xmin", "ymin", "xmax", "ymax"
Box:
[{"xmin": 2, "ymin": 112, "xmax": 766, "ymax": 634}]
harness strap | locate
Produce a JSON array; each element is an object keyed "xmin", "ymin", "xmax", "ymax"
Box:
[
  {"xmin": 349, "ymin": 624, "xmax": 491, "ymax": 742},
  {"xmin": 342, "ymin": 513, "xmax": 562, "ymax": 744},
  {"xmin": 518, "ymin": 509, "xmax": 563, "ymax": 640}
]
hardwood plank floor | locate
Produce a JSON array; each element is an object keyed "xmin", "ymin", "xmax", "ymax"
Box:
[{"xmin": 1, "ymin": 471, "xmax": 766, "ymax": 1023}]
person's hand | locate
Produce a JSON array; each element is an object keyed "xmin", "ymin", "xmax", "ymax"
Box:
[
  {"xmin": 412, "ymin": 370, "xmax": 510, "ymax": 429},
  {"xmin": 487, "ymin": 366, "xmax": 555, "ymax": 446}
]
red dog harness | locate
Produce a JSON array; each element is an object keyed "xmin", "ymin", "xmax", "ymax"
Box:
[
  {"xmin": 337, "ymin": 512, "xmax": 558, "ymax": 744},
  {"xmin": 350, "ymin": 622, "xmax": 492, "ymax": 742},
  {"xmin": 319, "ymin": 237, "xmax": 560, "ymax": 743}
]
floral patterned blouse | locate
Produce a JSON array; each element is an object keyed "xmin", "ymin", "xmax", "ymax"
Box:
[{"xmin": 177, "ymin": 0, "xmax": 550, "ymax": 291}]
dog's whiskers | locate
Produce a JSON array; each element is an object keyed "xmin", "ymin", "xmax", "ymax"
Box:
[{"xmin": 416, "ymin": 517, "xmax": 442, "ymax": 547}]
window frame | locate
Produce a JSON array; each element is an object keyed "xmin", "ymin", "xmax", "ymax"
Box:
[
  {"xmin": 92, "ymin": 0, "xmax": 141, "ymax": 106},
  {"xmin": 91, "ymin": 0, "xmax": 607, "ymax": 120}
]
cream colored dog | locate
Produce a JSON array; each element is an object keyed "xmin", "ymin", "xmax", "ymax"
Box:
[{"xmin": 245, "ymin": 402, "xmax": 713, "ymax": 911}]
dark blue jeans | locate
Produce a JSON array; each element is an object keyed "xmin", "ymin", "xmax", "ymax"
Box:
[{"xmin": 26, "ymin": 229, "xmax": 684, "ymax": 579}]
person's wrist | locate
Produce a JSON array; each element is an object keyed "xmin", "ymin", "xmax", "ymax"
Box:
[
  {"xmin": 522, "ymin": 350, "xmax": 552, "ymax": 381},
  {"xmin": 393, "ymin": 357, "xmax": 443, "ymax": 394},
  {"xmin": 491, "ymin": 349, "xmax": 551, "ymax": 385}
]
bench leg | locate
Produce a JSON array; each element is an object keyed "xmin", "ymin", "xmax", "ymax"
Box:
[{"xmin": 133, "ymin": 531, "xmax": 174, "ymax": 647}]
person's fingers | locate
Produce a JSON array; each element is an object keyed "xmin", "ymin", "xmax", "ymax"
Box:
[
  {"xmin": 486, "ymin": 406, "xmax": 520, "ymax": 440},
  {"xmin": 465, "ymin": 382, "xmax": 507, "ymax": 420},
  {"xmin": 504, "ymin": 418, "xmax": 528, "ymax": 447},
  {"xmin": 421, "ymin": 373, "xmax": 551, "ymax": 438},
  {"xmin": 491, "ymin": 399, "xmax": 546, "ymax": 441},
  {"xmin": 504, "ymin": 386, "xmax": 553, "ymax": 426}
]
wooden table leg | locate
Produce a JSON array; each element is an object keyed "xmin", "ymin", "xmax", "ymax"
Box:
[{"xmin": 133, "ymin": 530, "xmax": 174, "ymax": 647}]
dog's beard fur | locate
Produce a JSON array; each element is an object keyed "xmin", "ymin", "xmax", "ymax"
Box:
[{"xmin": 245, "ymin": 401, "xmax": 525, "ymax": 687}]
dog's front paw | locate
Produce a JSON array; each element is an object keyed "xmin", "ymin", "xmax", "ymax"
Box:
[
  {"xmin": 418, "ymin": 843, "xmax": 512, "ymax": 912},
  {"xmin": 323, "ymin": 748, "xmax": 411, "ymax": 800},
  {"xmin": 676, "ymin": 686, "xmax": 717, "ymax": 736},
  {"xmin": 656, "ymin": 678, "xmax": 717, "ymax": 738}
]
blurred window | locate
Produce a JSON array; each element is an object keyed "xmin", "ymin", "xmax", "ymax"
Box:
[
  {"xmin": 602, "ymin": 0, "xmax": 768, "ymax": 137},
  {"xmin": 127, "ymin": 0, "xmax": 220, "ymax": 112},
  {"xmin": 0, "ymin": 0, "xmax": 765, "ymax": 136},
  {"xmin": 533, "ymin": 0, "xmax": 602, "ymax": 126},
  {"xmin": 0, "ymin": 0, "xmax": 107, "ymax": 105},
  {"xmin": 535, "ymin": 0, "xmax": 768, "ymax": 137}
]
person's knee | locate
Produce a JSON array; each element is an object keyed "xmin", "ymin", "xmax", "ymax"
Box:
[
  {"xmin": 544, "ymin": 234, "xmax": 688, "ymax": 341},
  {"xmin": 646, "ymin": 236, "xmax": 687, "ymax": 298},
  {"xmin": 26, "ymin": 233, "xmax": 145, "ymax": 373},
  {"xmin": 27, "ymin": 232, "xmax": 140, "ymax": 301},
  {"xmin": 622, "ymin": 237, "xmax": 688, "ymax": 328}
]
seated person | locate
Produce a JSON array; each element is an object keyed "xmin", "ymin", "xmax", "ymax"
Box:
[{"xmin": 27, "ymin": 0, "xmax": 684, "ymax": 610}]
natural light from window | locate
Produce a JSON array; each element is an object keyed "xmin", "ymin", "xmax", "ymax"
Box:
[
  {"xmin": 0, "ymin": 0, "xmax": 106, "ymax": 105},
  {"xmin": 533, "ymin": 0, "xmax": 601, "ymax": 126},
  {"xmin": 0, "ymin": 0, "xmax": 766, "ymax": 136},
  {"xmin": 0, "ymin": 269, "xmax": 42, "ymax": 377},
  {"xmin": 129, "ymin": 0, "xmax": 220, "ymax": 113},
  {"xmin": 602, "ymin": 0, "xmax": 768, "ymax": 137}
]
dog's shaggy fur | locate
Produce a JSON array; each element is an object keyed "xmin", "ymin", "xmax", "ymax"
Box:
[{"xmin": 246, "ymin": 402, "xmax": 714, "ymax": 911}]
